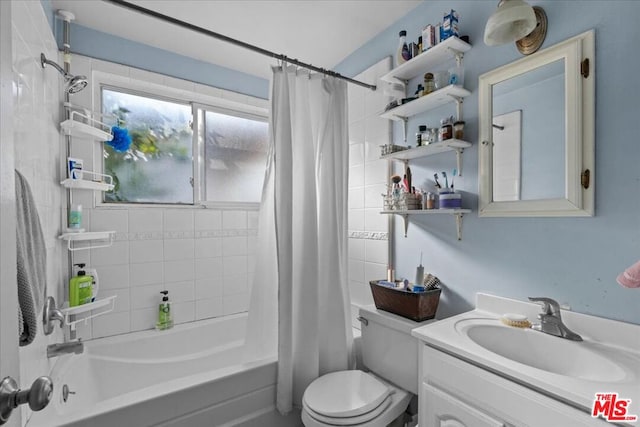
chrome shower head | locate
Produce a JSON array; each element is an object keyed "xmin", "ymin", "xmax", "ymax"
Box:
[
  {"xmin": 66, "ymin": 75, "xmax": 88, "ymax": 94},
  {"xmin": 40, "ymin": 53, "xmax": 88, "ymax": 94}
]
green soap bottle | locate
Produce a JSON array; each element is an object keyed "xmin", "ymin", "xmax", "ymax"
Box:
[
  {"xmin": 69, "ymin": 263, "xmax": 93, "ymax": 307},
  {"xmin": 156, "ymin": 290, "xmax": 173, "ymax": 330}
]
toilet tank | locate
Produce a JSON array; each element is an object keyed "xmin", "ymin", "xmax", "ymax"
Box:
[{"xmin": 359, "ymin": 305, "xmax": 435, "ymax": 395}]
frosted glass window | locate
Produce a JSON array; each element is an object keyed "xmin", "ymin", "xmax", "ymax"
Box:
[
  {"xmin": 204, "ymin": 111, "xmax": 268, "ymax": 203},
  {"xmin": 102, "ymin": 89, "xmax": 194, "ymax": 204}
]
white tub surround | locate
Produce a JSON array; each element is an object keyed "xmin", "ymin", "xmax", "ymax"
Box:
[
  {"xmin": 412, "ymin": 294, "xmax": 640, "ymax": 425},
  {"xmin": 27, "ymin": 314, "xmax": 277, "ymax": 427}
]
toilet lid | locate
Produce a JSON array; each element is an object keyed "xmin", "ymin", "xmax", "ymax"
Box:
[
  {"xmin": 303, "ymin": 371, "xmax": 392, "ymax": 418},
  {"xmin": 303, "ymin": 394, "xmax": 393, "ymax": 426}
]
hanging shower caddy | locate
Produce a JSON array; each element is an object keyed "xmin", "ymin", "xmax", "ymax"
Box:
[{"xmin": 57, "ymin": 103, "xmax": 117, "ymax": 251}]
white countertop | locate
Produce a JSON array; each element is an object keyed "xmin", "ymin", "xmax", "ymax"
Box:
[{"xmin": 411, "ymin": 294, "xmax": 640, "ymax": 416}]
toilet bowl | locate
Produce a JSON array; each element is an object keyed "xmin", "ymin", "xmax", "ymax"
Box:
[{"xmin": 301, "ymin": 306, "xmax": 435, "ymax": 427}]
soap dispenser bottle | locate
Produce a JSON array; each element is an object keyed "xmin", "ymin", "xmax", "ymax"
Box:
[
  {"xmin": 69, "ymin": 263, "xmax": 94, "ymax": 307},
  {"xmin": 156, "ymin": 290, "xmax": 173, "ymax": 330}
]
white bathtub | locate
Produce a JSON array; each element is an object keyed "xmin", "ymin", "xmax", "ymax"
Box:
[{"xmin": 27, "ymin": 313, "xmax": 277, "ymax": 427}]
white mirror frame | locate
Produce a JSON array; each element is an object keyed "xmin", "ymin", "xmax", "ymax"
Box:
[{"xmin": 478, "ymin": 30, "xmax": 594, "ymax": 217}]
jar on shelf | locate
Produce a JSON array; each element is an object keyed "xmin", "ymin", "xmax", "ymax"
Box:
[
  {"xmin": 423, "ymin": 73, "xmax": 435, "ymax": 96},
  {"xmin": 416, "ymin": 125, "xmax": 427, "ymax": 146},
  {"xmin": 439, "ymin": 118, "xmax": 453, "ymax": 141},
  {"xmin": 425, "ymin": 192, "xmax": 435, "ymax": 210},
  {"xmin": 453, "ymin": 121, "xmax": 465, "ymax": 139}
]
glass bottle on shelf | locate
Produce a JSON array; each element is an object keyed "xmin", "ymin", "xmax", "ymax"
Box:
[
  {"xmin": 396, "ymin": 30, "xmax": 410, "ymax": 67},
  {"xmin": 423, "ymin": 73, "xmax": 435, "ymax": 96}
]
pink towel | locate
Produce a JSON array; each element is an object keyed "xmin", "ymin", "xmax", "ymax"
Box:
[{"xmin": 617, "ymin": 260, "xmax": 640, "ymax": 288}]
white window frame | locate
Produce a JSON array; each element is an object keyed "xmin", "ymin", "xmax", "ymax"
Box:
[
  {"xmin": 91, "ymin": 69, "xmax": 268, "ymax": 210},
  {"xmin": 193, "ymin": 102, "xmax": 269, "ymax": 210}
]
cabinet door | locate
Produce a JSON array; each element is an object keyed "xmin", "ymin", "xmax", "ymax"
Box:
[{"xmin": 421, "ymin": 383, "xmax": 506, "ymax": 427}]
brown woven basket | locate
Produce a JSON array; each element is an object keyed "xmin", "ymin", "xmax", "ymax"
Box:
[{"xmin": 369, "ymin": 280, "xmax": 441, "ymax": 322}]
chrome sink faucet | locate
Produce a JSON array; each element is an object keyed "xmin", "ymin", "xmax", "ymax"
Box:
[
  {"xmin": 528, "ymin": 297, "xmax": 582, "ymax": 341},
  {"xmin": 47, "ymin": 339, "xmax": 84, "ymax": 358}
]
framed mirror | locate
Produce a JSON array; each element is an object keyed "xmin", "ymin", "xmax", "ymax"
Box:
[{"xmin": 478, "ymin": 30, "xmax": 594, "ymax": 217}]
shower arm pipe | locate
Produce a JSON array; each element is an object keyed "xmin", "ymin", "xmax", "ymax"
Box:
[{"xmin": 101, "ymin": 0, "xmax": 377, "ymax": 91}]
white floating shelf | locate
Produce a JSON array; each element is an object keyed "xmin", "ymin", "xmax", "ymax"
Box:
[
  {"xmin": 380, "ymin": 85, "xmax": 471, "ymax": 121},
  {"xmin": 380, "ymin": 37, "xmax": 472, "ymax": 84},
  {"xmin": 381, "ymin": 139, "xmax": 472, "ymax": 161},
  {"xmin": 60, "ymin": 111, "xmax": 113, "ymax": 141},
  {"xmin": 61, "ymin": 295, "xmax": 116, "ymax": 316},
  {"xmin": 61, "ymin": 179, "xmax": 114, "ymax": 192},
  {"xmin": 381, "ymin": 209, "xmax": 471, "ymax": 215},
  {"xmin": 58, "ymin": 231, "xmax": 116, "ymax": 251},
  {"xmin": 63, "ymin": 168, "xmax": 114, "ymax": 191},
  {"xmin": 60, "ymin": 295, "xmax": 117, "ymax": 330},
  {"xmin": 381, "ymin": 209, "xmax": 471, "ymax": 240},
  {"xmin": 59, "ymin": 231, "xmax": 115, "ymax": 242}
]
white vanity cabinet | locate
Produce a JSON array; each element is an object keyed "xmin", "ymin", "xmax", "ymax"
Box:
[
  {"xmin": 419, "ymin": 345, "xmax": 605, "ymax": 427},
  {"xmin": 422, "ymin": 383, "xmax": 504, "ymax": 427}
]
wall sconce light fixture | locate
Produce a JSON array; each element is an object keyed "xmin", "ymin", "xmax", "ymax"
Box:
[{"xmin": 484, "ymin": 0, "xmax": 547, "ymax": 55}]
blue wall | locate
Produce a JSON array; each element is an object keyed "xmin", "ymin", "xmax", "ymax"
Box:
[
  {"xmin": 335, "ymin": 1, "xmax": 640, "ymax": 324},
  {"xmin": 41, "ymin": 0, "xmax": 269, "ymax": 99}
]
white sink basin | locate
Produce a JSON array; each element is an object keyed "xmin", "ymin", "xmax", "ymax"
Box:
[{"xmin": 456, "ymin": 320, "xmax": 627, "ymax": 382}]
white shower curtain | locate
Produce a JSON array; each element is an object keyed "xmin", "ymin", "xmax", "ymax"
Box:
[{"xmin": 246, "ymin": 65, "xmax": 353, "ymax": 414}]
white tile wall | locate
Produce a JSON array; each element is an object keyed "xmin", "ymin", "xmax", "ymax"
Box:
[
  {"xmin": 196, "ymin": 276, "xmax": 224, "ymax": 299},
  {"xmin": 195, "ymin": 238, "xmax": 223, "ymax": 258},
  {"xmin": 164, "ymin": 259, "xmax": 195, "ymax": 283},
  {"xmin": 91, "ymin": 241, "xmax": 130, "ymax": 266},
  {"xmin": 195, "ymin": 209, "xmax": 222, "ymax": 230},
  {"xmin": 347, "ymin": 58, "xmax": 392, "ymax": 328},
  {"xmin": 130, "ymin": 240, "xmax": 164, "ymax": 263},
  {"xmin": 164, "ymin": 239, "xmax": 195, "ymax": 261},
  {"xmin": 96, "ymin": 264, "xmax": 130, "ymax": 290},
  {"xmin": 223, "ymin": 210, "xmax": 248, "ymax": 229},
  {"xmin": 223, "ymin": 236, "xmax": 248, "ymax": 257},
  {"xmin": 196, "ymin": 298, "xmax": 224, "ymax": 320},
  {"xmin": 130, "ymin": 261, "xmax": 164, "ymax": 286},
  {"xmin": 53, "ymin": 55, "xmax": 265, "ymax": 339},
  {"xmin": 247, "ymin": 211, "xmax": 259, "ymax": 230},
  {"xmin": 12, "ymin": 3, "xmax": 66, "ymax": 423},
  {"xmin": 79, "ymin": 204, "xmax": 255, "ymax": 339},
  {"xmin": 164, "ymin": 209, "xmax": 194, "ymax": 232},
  {"xmin": 195, "ymin": 257, "xmax": 224, "ymax": 280},
  {"xmin": 129, "ymin": 209, "xmax": 163, "ymax": 232}
]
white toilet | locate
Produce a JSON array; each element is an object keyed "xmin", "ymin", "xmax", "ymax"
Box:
[{"xmin": 301, "ymin": 305, "xmax": 434, "ymax": 427}]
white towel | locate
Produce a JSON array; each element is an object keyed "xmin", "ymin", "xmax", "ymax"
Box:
[{"xmin": 15, "ymin": 170, "xmax": 47, "ymax": 346}]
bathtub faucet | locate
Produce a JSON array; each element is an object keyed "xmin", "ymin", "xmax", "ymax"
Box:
[{"xmin": 47, "ymin": 339, "xmax": 84, "ymax": 358}]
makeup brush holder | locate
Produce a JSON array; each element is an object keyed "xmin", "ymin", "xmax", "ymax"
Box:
[{"xmin": 383, "ymin": 192, "xmax": 422, "ymax": 211}]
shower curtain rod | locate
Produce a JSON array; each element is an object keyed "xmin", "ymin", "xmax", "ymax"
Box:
[{"xmin": 101, "ymin": 0, "xmax": 377, "ymax": 91}]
